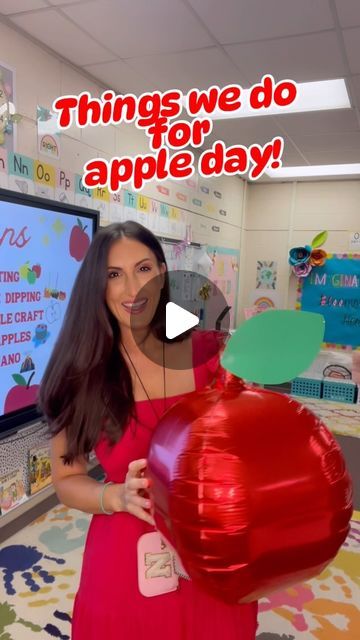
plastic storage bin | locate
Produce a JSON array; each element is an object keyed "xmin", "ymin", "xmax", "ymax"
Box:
[
  {"xmin": 291, "ymin": 376, "xmax": 323, "ymax": 399},
  {"xmin": 322, "ymin": 378, "xmax": 356, "ymax": 403}
]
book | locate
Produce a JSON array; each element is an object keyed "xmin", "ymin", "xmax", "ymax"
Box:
[
  {"xmin": 29, "ymin": 444, "xmax": 52, "ymax": 495},
  {"xmin": 0, "ymin": 468, "xmax": 28, "ymax": 514}
]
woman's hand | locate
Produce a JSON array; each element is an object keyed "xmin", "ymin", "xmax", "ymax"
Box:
[{"xmin": 107, "ymin": 458, "xmax": 155, "ymax": 526}]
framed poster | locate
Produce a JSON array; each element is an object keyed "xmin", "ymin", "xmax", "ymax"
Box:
[
  {"xmin": 297, "ymin": 253, "xmax": 360, "ymax": 349},
  {"xmin": 256, "ymin": 260, "xmax": 277, "ymax": 289}
]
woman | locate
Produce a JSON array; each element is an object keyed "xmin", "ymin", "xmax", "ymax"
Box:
[{"xmin": 38, "ymin": 221, "xmax": 258, "ymax": 639}]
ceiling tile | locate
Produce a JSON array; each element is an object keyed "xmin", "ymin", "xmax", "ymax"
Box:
[
  {"xmin": 201, "ymin": 131, "xmax": 306, "ymax": 166},
  {"xmin": 10, "ymin": 8, "xmax": 115, "ymax": 65},
  {"xmin": 188, "ymin": 0, "xmax": 334, "ymax": 44},
  {"xmin": 275, "ymin": 109, "xmax": 359, "ymax": 136},
  {"xmin": 305, "ymin": 148, "xmax": 360, "ymax": 164},
  {"xmin": 225, "ymin": 31, "xmax": 346, "ymax": 85},
  {"xmin": 343, "ymin": 28, "xmax": 360, "ymax": 74},
  {"xmin": 84, "ymin": 60, "xmax": 154, "ymax": 94},
  {"xmin": 280, "ymin": 147, "xmax": 309, "ymax": 166},
  {"xmin": 47, "ymin": 1, "xmax": 91, "ymax": 5},
  {"xmin": 289, "ymin": 131, "xmax": 360, "ymax": 153},
  {"xmin": 348, "ymin": 74, "xmax": 360, "ymax": 107},
  {"xmin": 63, "ymin": 0, "xmax": 214, "ymax": 58},
  {"xmin": 126, "ymin": 47, "xmax": 246, "ymax": 93},
  {"xmin": 0, "ymin": 0, "xmax": 47, "ymax": 12},
  {"xmin": 207, "ymin": 115, "xmax": 285, "ymax": 147},
  {"xmin": 334, "ymin": 0, "xmax": 360, "ymax": 28}
]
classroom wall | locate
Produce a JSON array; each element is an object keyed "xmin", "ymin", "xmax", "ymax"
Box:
[
  {"xmin": 240, "ymin": 180, "xmax": 360, "ymax": 320},
  {"xmin": 3, "ymin": 18, "xmax": 360, "ymax": 328},
  {"xmin": 0, "ymin": 20, "xmax": 244, "ymax": 254}
]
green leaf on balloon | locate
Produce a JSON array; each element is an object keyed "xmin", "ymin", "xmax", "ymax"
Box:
[
  {"xmin": 311, "ymin": 230, "xmax": 328, "ymax": 248},
  {"xmin": 221, "ymin": 310, "xmax": 325, "ymax": 384}
]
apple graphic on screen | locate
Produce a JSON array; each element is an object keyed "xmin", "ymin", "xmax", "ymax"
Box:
[
  {"xmin": 4, "ymin": 372, "xmax": 40, "ymax": 414},
  {"xmin": 19, "ymin": 261, "xmax": 30, "ymax": 280},
  {"xmin": 27, "ymin": 270, "xmax": 37, "ymax": 285},
  {"xmin": 69, "ymin": 218, "xmax": 90, "ymax": 262},
  {"xmin": 32, "ymin": 264, "xmax": 41, "ymax": 278}
]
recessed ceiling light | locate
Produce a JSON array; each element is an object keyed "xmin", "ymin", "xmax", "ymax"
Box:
[
  {"xmin": 207, "ymin": 79, "xmax": 350, "ymax": 119},
  {"xmin": 265, "ymin": 163, "xmax": 360, "ymax": 179}
]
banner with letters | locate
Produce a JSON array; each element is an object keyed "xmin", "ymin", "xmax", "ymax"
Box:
[{"xmin": 298, "ymin": 254, "xmax": 360, "ymax": 349}]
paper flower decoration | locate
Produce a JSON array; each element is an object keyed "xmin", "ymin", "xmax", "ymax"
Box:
[
  {"xmin": 310, "ymin": 249, "xmax": 327, "ymax": 267},
  {"xmin": 293, "ymin": 262, "xmax": 312, "ymax": 277},
  {"xmin": 289, "ymin": 231, "xmax": 328, "ymax": 278},
  {"xmin": 289, "ymin": 245, "xmax": 312, "ymax": 266}
]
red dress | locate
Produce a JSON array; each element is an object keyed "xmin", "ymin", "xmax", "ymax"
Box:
[{"xmin": 72, "ymin": 331, "xmax": 258, "ymax": 639}]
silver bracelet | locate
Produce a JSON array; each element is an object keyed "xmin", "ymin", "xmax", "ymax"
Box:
[{"xmin": 100, "ymin": 481, "xmax": 114, "ymax": 515}]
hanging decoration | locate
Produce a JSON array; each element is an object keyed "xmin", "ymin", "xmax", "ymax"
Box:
[
  {"xmin": 210, "ymin": 248, "xmax": 217, "ymax": 265},
  {"xmin": 198, "ymin": 282, "xmax": 211, "ymax": 301},
  {"xmin": 173, "ymin": 240, "xmax": 187, "ymax": 259},
  {"xmin": 0, "ymin": 67, "xmax": 21, "ymax": 147}
]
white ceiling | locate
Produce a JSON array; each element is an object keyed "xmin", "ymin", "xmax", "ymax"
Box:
[{"xmin": 2, "ymin": 0, "xmax": 360, "ymax": 177}]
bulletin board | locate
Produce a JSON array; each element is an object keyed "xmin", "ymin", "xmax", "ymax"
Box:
[{"xmin": 297, "ymin": 253, "xmax": 360, "ymax": 349}]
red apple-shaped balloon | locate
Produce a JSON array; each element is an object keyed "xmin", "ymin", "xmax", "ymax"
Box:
[
  {"xmin": 69, "ymin": 218, "xmax": 90, "ymax": 262},
  {"xmin": 4, "ymin": 372, "xmax": 40, "ymax": 414},
  {"xmin": 147, "ymin": 369, "xmax": 352, "ymax": 604}
]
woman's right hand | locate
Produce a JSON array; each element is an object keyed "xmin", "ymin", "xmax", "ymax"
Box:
[{"xmin": 120, "ymin": 458, "xmax": 155, "ymax": 526}]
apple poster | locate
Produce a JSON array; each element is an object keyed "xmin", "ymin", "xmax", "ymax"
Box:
[{"xmin": 0, "ymin": 200, "xmax": 94, "ymax": 419}]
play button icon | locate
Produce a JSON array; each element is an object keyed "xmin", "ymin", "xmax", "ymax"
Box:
[
  {"xmin": 166, "ymin": 302, "xmax": 199, "ymax": 339},
  {"xmin": 129, "ymin": 269, "xmax": 230, "ymax": 370}
]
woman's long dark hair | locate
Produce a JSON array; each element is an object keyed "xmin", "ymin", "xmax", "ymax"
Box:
[{"xmin": 38, "ymin": 221, "xmax": 176, "ymax": 464}]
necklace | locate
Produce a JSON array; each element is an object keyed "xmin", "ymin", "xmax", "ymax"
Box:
[{"xmin": 121, "ymin": 340, "xmax": 166, "ymax": 421}]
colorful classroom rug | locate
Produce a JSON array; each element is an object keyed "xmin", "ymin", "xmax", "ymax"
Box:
[
  {"xmin": 0, "ymin": 506, "xmax": 359, "ymax": 639},
  {"xmin": 301, "ymin": 399, "xmax": 360, "ymax": 439}
]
